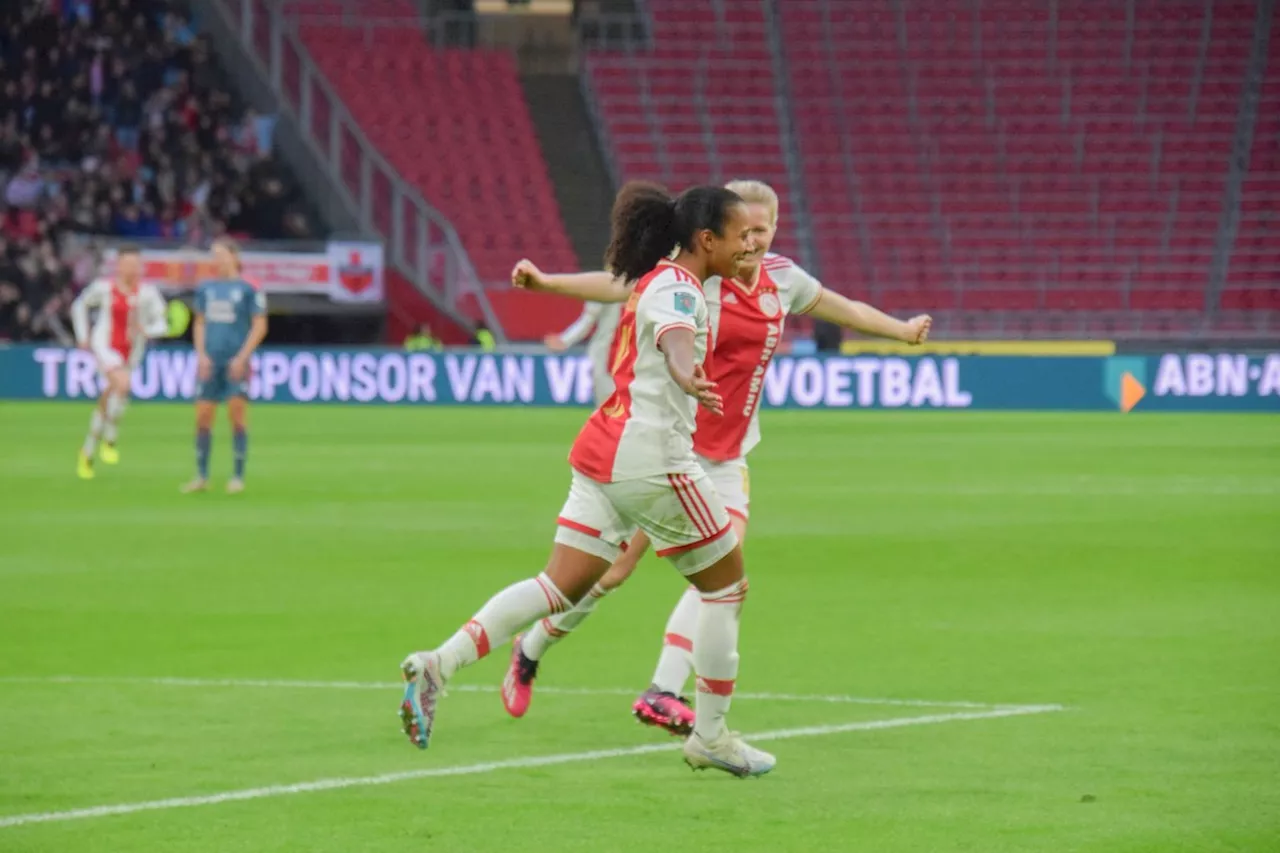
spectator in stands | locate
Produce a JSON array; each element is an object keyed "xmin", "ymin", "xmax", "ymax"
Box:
[
  {"xmin": 404, "ymin": 323, "xmax": 442, "ymax": 351},
  {"xmin": 473, "ymin": 323, "xmax": 496, "ymax": 351},
  {"xmin": 0, "ymin": 0, "xmax": 316, "ymax": 344}
]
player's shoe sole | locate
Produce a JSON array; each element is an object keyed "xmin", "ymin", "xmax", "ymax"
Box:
[
  {"xmin": 632, "ymin": 688, "xmax": 695, "ymax": 737},
  {"xmin": 98, "ymin": 444, "xmax": 119, "ymax": 465},
  {"xmin": 400, "ymin": 651, "xmax": 445, "ymax": 749},
  {"xmin": 682, "ymin": 731, "xmax": 776, "ymax": 778}
]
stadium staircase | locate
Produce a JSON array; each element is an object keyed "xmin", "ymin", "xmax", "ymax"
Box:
[{"xmin": 215, "ymin": 0, "xmax": 587, "ymax": 340}]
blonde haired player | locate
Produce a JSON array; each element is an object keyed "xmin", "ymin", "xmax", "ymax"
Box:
[
  {"xmin": 544, "ymin": 301, "xmax": 622, "ymax": 406},
  {"xmin": 71, "ymin": 245, "xmax": 170, "ymax": 479},
  {"xmin": 506, "ymin": 180, "xmax": 932, "ymax": 734}
]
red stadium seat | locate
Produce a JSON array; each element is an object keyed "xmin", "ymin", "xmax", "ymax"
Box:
[{"xmin": 293, "ymin": 26, "xmax": 576, "ymax": 284}]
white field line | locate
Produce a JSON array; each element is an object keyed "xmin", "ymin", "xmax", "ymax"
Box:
[
  {"xmin": 0, "ymin": 704, "xmax": 1063, "ymax": 830},
  {"xmin": 0, "ymin": 675, "xmax": 1024, "ymax": 710}
]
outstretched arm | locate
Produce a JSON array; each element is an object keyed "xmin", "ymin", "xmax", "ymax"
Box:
[
  {"xmin": 805, "ymin": 289, "xmax": 932, "ymax": 345},
  {"xmin": 556, "ymin": 302, "xmax": 605, "ymax": 347},
  {"xmin": 656, "ymin": 326, "xmax": 722, "ymax": 415},
  {"xmin": 512, "ymin": 260, "xmax": 632, "ymax": 303}
]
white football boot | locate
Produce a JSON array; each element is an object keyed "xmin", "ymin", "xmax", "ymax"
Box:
[{"xmin": 682, "ymin": 730, "xmax": 776, "ymax": 778}]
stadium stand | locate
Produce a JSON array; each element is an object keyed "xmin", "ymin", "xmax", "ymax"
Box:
[
  {"xmin": 1221, "ymin": 16, "xmax": 1280, "ymax": 334},
  {"xmin": 581, "ymin": 0, "xmax": 803, "ymax": 260},
  {"xmin": 774, "ymin": 0, "xmax": 1264, "ymax": 337},
  {"xmin": 288, "ymin": 0, "xmax": 578, "ymax": 285},
  {"xmin": 0, "ymin": 0, "xmax": 312, "ymax": 343}
]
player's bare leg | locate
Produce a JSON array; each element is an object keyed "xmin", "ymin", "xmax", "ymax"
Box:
[
  {"xmin": 400, "ymin": 543, "xmax": 610, "ymax": 748},
  {"xmin": 680, "ymin": 541, "xmax": 774, "ymax": 778},
  {"xmin": 97, "ymin": 368, "xmax": 131, "ymax": 465},
  {"xmin": 505, "ymin": 531, "xmax": 648, "ymax": 718},
  {"xmin": 225, "ymin": 396, "xmax": 249, "ymax": 493},
  {"xmin": 181, "ymin": 400, "xmax": 217, "ymax": 493}
]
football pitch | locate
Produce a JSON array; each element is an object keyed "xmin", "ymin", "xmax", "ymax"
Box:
[{"xmin": 0, "ymin": 403, "xmax": 1276, "ymax": 852}]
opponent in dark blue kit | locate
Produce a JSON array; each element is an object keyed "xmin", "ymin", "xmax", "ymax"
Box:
[{"xmin": 182, "ymin": 238, "xmax": 268, "ymax": 494}]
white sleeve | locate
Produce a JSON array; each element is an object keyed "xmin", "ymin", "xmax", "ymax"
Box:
[
  {"xmin": 140, "ymin": 287, "xmax": 170, "ymax": 338},
  {"xmin": 638, "ymin": 277, "xmax": 702, "ymax": 347},
  {"xmin": 558, "ymin": 301, "xmax": 605, "ymax": 346},
  {"xmin": 70, "ymin": 280, "xmax": 106, "ymax": 343},
  {"xmin": 776, "ymin": 263, "xmax": 824, "ymax": 315}
]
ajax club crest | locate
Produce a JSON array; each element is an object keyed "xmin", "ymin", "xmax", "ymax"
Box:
[{"xmin": 757, "ymin": 291, "xmax": 781, "ymax": 318}]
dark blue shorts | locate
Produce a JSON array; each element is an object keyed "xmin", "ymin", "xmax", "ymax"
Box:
[{"xmin": 196, "ymin": 362, "xmax": 249, "ymax": 402}]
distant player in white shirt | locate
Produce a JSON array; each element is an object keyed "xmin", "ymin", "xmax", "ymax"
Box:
[
  {"xmin": 70, "ymin": 246, "xmax": 169, "ymax": 479},
  {"xmin": 400, "ymin": 182, "xmax": 778, "ymax": 777},
  {"xmin": 506, "ymin": 180, "xmax": 933, "ymax": 735},
  {"xmin": 544, "ymin": 300, "xmax": 622, "ymax": 406}
]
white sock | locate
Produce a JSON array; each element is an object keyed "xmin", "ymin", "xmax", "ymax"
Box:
[
  {"xmin": 522, "ymin": 583, "xmax": 609, "ymax": 661},
  {"xmin": 437, "ymin": 572, "xmax": 570, "ymax": 680},
  {"xmin": 650, "ymin": 586, "xmax": 700, "ymax": 694},
  {"xmin": 103, "ymin": 394, "xmax": 127, "ymax": 444},
  {"xmin": 83, "ymin": 410, "xmax": 104, "ymax": 456},
  {"xmin": 692, "ymin": 577, "xmax": 748, "ymax": 741}
]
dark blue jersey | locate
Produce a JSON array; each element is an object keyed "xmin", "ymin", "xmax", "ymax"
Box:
[{"xmin": 194, "ymin": 278, "xmax": 266, "ymax": 361}]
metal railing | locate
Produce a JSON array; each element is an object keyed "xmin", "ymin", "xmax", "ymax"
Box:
[{"xmin": 216, "ymin": 0, "xmax": 505, "ymax": 340}]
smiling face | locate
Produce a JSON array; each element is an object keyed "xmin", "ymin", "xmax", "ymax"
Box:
[
  {"xmin": 695, "ymin": 201, "xmax": 756, "ymax": 281},
  {"xmin": 736, "ymin": 202, "xmax": 778, "ymax": 277}
]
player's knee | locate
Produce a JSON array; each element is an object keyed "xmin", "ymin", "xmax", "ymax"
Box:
[
  {"xmin": 106, "ymin": 393, "xmax": 128, "ymax": 419},
  {"xmin": 686, "ymin": 544, "xmax": 745, "ymax": 593}
]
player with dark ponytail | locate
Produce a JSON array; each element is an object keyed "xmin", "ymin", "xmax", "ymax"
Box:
[
  {"xmin": 604, "ymin": 181, "xmax": 748, "ymax": 284},
  {"xmin": 402, "ymin": 182, "xmax": 777, "ymax": 777}
]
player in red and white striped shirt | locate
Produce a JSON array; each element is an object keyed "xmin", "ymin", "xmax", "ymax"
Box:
[
  {"xmin": 70, "ymin": 246, "xmax": 169, "ymax": 479},
  {"xmin": 506, "ymin": 181, "xmax": 932, "ymax": 734},
  {"xmin": 400, "ymin": 182, "xmax": 778, "ymax": 777}
]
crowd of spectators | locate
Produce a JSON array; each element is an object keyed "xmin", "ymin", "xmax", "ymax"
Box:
[{"xmin": 0, "ymin": 0, "xmax": 315, "ymax": 342}]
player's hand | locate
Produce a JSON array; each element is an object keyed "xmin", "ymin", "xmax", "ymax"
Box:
[
  {"xmin": 511, "ymin": 259, "xmax": 546, "ymax": 291},
  {"xmin": 903, "ymin": 315, "xmax": 932, "ymax": 346},
  {"xmin": 197, "ymin": 354, "xmax": 213, "ymax": 381},
  {"xmin": 543, "ymin": 333, "xmax": 568, "ymax": 352},
  {"xmin": 679, "ymin": 364, "xmax": 722, "ymax": 416},
  {"xmin": 227, "ymin": 356, "xmax": 247, "ymax": 381}
]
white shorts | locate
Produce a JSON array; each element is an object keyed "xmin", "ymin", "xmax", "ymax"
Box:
[
  {"xmin": 695, "ymin": 454, "xmax": 749, "ymax": 521},
  {"xmin": 555, "ymin": 466, "xmax": 738, "ymax": 576},
  {"xmin": 93, "ymin": 346, "xmax": 127, "ymax": 374}
]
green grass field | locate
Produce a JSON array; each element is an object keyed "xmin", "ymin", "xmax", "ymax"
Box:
[{"xmin": 0, "ymin": 403, "xmax": 1277, "ymax": 853}]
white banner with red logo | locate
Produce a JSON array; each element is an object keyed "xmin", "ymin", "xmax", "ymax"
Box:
[
  {"xmin": 326, "ymin": 241, "xmax": 384, "ymax": 303},
  {"xmin": 100, "ymin": 242, "xmax": 384, "ymax": 302}
]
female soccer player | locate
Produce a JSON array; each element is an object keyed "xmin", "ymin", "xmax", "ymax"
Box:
[
  {"xmin": 71, "ymin": 245, "xmax": 170, "ymax": 479},
  {"xmin": 400, "ymin": 182, "xmax": 778, "ymax": 777},
  {"xmin": 181, "ymin": 238, "xmax": 268, "ymax": 494},
  {"xmin": 504, "ymin": 180, "xmax": 932, "ymax": 735}
]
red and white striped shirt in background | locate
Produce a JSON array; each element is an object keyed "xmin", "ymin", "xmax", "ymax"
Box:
[
  {"xmin": 70, "ymin": 278, "xmax": 169, "ymax": 367},
  {"xmin": 694, "ymin": 253, "xmax": 824, "ymax": 462}
]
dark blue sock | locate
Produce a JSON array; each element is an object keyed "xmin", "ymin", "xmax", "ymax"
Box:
[
  {"xmin": 196, "ymin": 429, "xmax": 211, "ymax": 479},
  {"xmin": 233, "ymin": 428, "xmax": 247, "ymax": 480}
]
